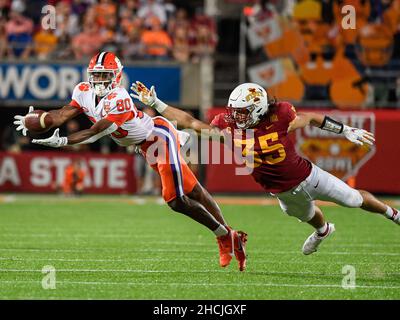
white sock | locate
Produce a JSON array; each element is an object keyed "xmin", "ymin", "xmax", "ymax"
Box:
[
  {"xmin": 213, "ymin": 224, "xmax": 228, "ymax": 237},
  {"xmin": 316, "ymin": 223, "xmax": 329, "ymax": 236},
  {"xmin": 385, "ymin": 206, "xmax": 398, "ymax": 219}
]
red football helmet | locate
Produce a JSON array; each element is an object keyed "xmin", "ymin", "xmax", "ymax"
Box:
[{"xmin": 87, "ymin": 52, "xmax": 123, "ymax": 97}]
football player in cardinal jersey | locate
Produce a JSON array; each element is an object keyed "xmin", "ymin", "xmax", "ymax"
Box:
[
  {"xmin": 131, "ymin": 81, "xmax": 399, "ymax": 255},
  {"xmin": 13, "ymin": 52, "xmax": 247, "ymax": 271}
]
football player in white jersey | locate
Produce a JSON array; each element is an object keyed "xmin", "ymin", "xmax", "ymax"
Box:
[{"xmin": 13, "ymin": 52, "xmax": 247, "ymax": 271}]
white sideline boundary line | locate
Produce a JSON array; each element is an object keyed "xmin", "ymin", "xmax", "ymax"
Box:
[{"xmin": 0, "ymin": 279, "xmax": 399, "ymax": 290}]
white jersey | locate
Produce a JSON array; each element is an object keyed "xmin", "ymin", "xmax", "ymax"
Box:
[{"xmin": 70, "ymin": 82, "xmax": 154, "ymax": 147}]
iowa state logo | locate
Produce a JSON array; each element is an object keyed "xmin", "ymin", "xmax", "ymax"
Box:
[{"xmin": 295, "ymin": 112, "xmax": 376, "ymax": 181}]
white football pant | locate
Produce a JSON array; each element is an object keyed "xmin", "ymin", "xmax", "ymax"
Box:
[{"xmin": 273, "ymin": 164, "xmax": 364, "ymax": 222}]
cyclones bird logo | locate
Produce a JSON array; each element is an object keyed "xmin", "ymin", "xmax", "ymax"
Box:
[{"xmin": 296, "ymin": 112, "xmax": 376, "ymax": 181}]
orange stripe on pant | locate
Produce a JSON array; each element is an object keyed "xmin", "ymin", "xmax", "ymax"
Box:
[{"xmin": 140, "ymin": 117, "xmax": 198, "ymax": 202}]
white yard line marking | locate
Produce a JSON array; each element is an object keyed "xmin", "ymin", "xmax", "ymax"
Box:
[
  {"xmin": 0, "ymin": 257, "xmax": 207, "ymax": 262},
  {"xmin": 0, "ymin": 233, "xmax": 399, "ymax": 245},
  {"xmin": 0, "ymin": 280, "xmax": 398, "ymax": 290},
  {"xmin": 0, "ymin": 247, "xmax": 399, "ymax": 256},
  {"xmin": 0, "ymin": 257, "xmax": 398, "ymax": 266},
  {"xmin": 1, "ymin": 235, "xmax": 400, "ymax": 251},
  {"xmin": 0, "ymin": 269, "xmax": 399, "ymax": 278}
]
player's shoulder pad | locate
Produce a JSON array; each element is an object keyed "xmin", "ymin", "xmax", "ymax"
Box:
[
  {"xmin": 275, "ymin": 101, "xmax": 297, "ymax": 123},
  {"xmin": 106, "ymin": 87, "xmax": 131, "ymax": 102},
  {"xmin": 71, "ymin": 82, "xmax": 91, "ymax": 102},
  {"xmin": 73, "ymin": 82, "xmax": 91, "ymax": 93},
  {"xmin": 276, "ymin": 101, "xmax": 295, "ymax": 112}
]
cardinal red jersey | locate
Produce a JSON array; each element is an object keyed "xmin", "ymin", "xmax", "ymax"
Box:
[{"xmin": 211, "ymin": 101, "xmax": 312, "ymax": 193}]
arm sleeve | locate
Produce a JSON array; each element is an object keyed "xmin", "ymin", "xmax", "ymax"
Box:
[
  {"xmin": 286, "ymin": 103, "xmax": 297, "ymax": 123},
  {"xmin": 279, "ymin": 102, "xmax": 297, "ymax": 125}
]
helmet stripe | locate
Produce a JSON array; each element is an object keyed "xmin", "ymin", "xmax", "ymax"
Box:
[
  {"xmin": 97, "ymin": 52, "xmax": 107, "ymax": 65},
  {"xmin": 100, "ymin": 52, "xmax": 109, "ymax": 66}
]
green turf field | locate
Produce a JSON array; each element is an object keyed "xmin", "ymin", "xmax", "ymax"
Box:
[{"xmin": 0, "ymin": 195, "xmax": 399, "ymax": 299}]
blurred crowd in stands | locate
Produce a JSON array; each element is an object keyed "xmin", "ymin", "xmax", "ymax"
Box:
[
  {"xmin": 245, "ymin": 0, "xmax": 400, "ymax": 107},
  {"xmin": 0, "ymin": 0, "xmax": 217, "ymax": 62}
]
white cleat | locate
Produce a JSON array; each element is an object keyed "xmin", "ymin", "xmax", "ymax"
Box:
[
  {"xmin": 302, "ymin": 223, "xmax": 335, "ymax": 255},
  {"xmin": 390, "ymin": 208, "xmax": 400, "ymax": 225}
]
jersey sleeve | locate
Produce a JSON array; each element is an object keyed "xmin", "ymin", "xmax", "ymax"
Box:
[
  {"xmin": 210, "ymin": 113, "xmax": 230, "ymax": 130},
  {"xmin": 69, "ymin": 82, "xmax": 89, "ymax": 113},
  {"xmin": 278, "ymin": 102, "xmax": 297, "ymax": 127},
  {"xmin": 105, "ymin": 89, "xmax": 135, "ymax": 127}
]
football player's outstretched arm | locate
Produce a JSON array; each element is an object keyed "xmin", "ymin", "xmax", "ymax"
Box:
[
  {"xmin": 48, "ymin": 105, "xmax": 82, "ymax": 128},
  {"xmin": 288, "ymin": 112, "xmax": 325, "ymax": 132},
  {"xmin": 160, "ymin": 104, "xmax": 215, "ymax": 133},
  {"xmin": 13, "ymin": 105, "xmax": 82, "ymax": 137},
  {"xmin": 31, "ymin": 119, "xmax": 118, "ymax": 148},
  {"xmin": 288, "ymin": 111, "xmax": 375, "ymax": 146},
  {"xmin": 130, "ymin": 81, "xmax": 221, "ymax": 136}
]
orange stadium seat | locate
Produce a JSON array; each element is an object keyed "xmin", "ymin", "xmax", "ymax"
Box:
[
  {"xmin": 268, "ymin": 73, "xmax": 305, "ymax": 103},
  {"xmin": 329, "ymin": 51, "xmax": 370, "ymax": 108},
  {"xmin": 264, "ymin": 23, "xmax": 309, "ymax": 65},
  {"xmin": 267, "ymin": 59, "xmax": 305, "ymax": 102},
  {"xmin": 356, "ymin": 24, "xmax": 393, "ymax": 67},
  {"xmin": 330, "ymin": 50, "xmax": 361, "ymax": 81},
  {"xmin": 292, "ymin": 0, "xmax": 322, "ymax": 20},
  {"xmin": 329, "ymin": 51, "xmax": 369, "ymax": 109},
  {"xmin": 383, "ymin": 0, "xmax": 400, "ymax": 34},
  {"xmin": 299, "ymin": 51, "xmax": 333, "ymax": 86},
  {"xmin": 333, "ymin": 0, "xmax": 371, "ymax": 45},
  {"xmin": 330, "ymin": 78, "xmax": 370, "ymax": 108}
]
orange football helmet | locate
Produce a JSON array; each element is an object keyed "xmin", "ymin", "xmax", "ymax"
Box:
[{"xmin": 87, "ymin": 52, "xmax": 123, "ymax": 96}]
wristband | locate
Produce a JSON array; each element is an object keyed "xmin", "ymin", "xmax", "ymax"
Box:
[
  {"xmin": 60, "ymin": 137, "xmax": 68, "ymax": 147},
  {"xmin": 153, "ymin": 98, "xmax": 168, "ymax": 113},
  {"xmin": 319, "ymin": 116, "xmax": 344, "ymax": 134}
]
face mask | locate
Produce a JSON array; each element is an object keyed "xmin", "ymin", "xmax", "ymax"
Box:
[{"xmin": 93, "ymin": 83, "xmax": 110, "ymax": 97}]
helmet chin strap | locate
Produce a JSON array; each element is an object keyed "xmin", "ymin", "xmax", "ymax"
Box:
[{"xmin": 235, "ymin": 106, "xmax": 257, "ymax": 129}]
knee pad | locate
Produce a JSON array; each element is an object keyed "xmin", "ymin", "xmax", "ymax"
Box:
[
  {"xmin": 285, "ymin": 209, "xmax": 315, "ymax": 222},
  {"xmin": 342, "ymin": 190, "xmax": 363, "ymax": 208},
  {"xmin": 279, "ymin": 203, "xmax": 315, "ymax": 222}
]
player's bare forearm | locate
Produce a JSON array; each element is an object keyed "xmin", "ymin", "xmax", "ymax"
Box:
[
  {"xmin": 67, "ymin": 119, "xmax": 117, "ymax": 145},
  {"xmin": 288, "ymin": 112, "xmax": 325, "ymax": 132},
  {"xmin": 161, "ymin": 105, "xmax": 218, "ymax": 134},
  {"xmin": 130, "ymin": 81, "xmax": 221, "ymax": 137},
  {"xmin": 48, "ymin": 105, "xmax": 81, "ymax": 128},
  {"xmin": 67, "ymin": 128, "xmax": 97, "ymax": 145}
]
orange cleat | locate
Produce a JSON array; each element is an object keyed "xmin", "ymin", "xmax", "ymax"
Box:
[
  {"xmin": 234, "ymin": 231, "xmax": 248, "ymax": 271},
  {"xmin": 216, "ymin": 228, "xmax": 234, "ymax": 267}
]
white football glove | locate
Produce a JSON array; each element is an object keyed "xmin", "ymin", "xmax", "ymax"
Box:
[
  {"xmin": 130, "ymin": 81, "xmax": 157, "ymax": 107},
  {"xmin": 130, "ymin": 81, "xmax": 168, "ymax": 113},
  {"xmin": 31, "ymin": 129, "xmax": 68, "ymax": 148},
  {"xmin": 13, "ymin": 105, "xmax": 34, "ymax": 136},
  {"xmin": 343, "ymin": 125, "xmax": 375, "ymax": 146}
]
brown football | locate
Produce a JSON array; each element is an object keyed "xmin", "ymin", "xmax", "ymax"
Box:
[{"xmin": 24, "ymin": 110, "xmax": 53, "ymax": 134}]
